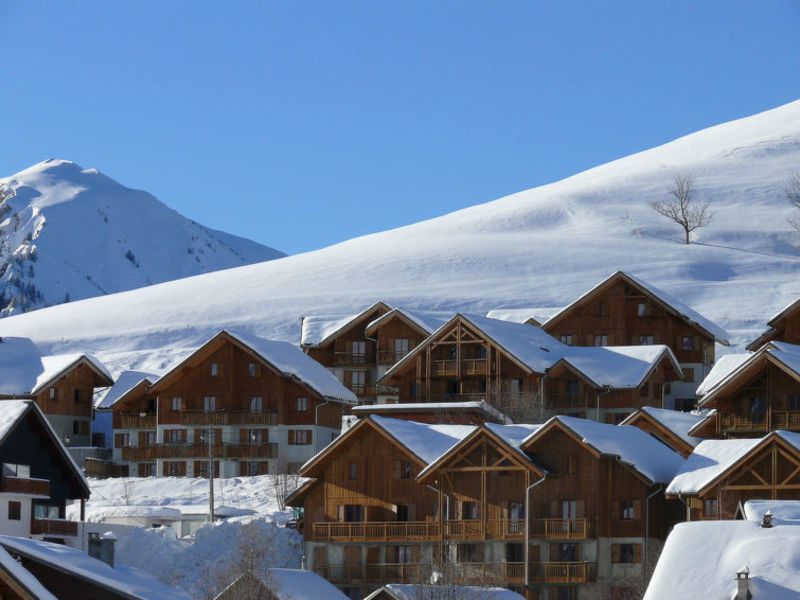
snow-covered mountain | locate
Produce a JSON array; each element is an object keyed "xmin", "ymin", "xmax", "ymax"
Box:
[
  {"xmin": 0, "ymin": 160, "xmax": 284, "ymax": 315},
  {"xmin": 1, "ymin": 101, "xmax": 800, "ymax": 375}
]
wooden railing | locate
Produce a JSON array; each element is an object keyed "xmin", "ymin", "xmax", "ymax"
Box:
[
  {"xmin": 378, "ymin": 350, "xmax": 410, "ymax": 365},
  {"xmin": 448, "ymin": 562, "xmax": 525, "ymax": 584},
  {"xmin": 31, "ymin": 518, "xmax": 78, "ymax": 537},
  {"xmin": 430, "ymin": 359, "xmax": 487, "ymax": 376},
  {"xmin": 0, "ymin": 477, "xmax": 50, "ymax": 497},
  {"xmin": 178, "ymin": 411, "xmax": 278, "ymax": 426},
  {"xmin": 312, "ymin": 520, "xmax": 439, "ymax": 541},
  {"xmin": 719, "ymin": 414, "xmax": 768, "ymax": 432},
  {"xmin": 335, "ymin": 352, "xmax": 373, "ymax": 366},
  {"xmin": 122, "ymin": 442, "xmax": 278, "ymax": 461},
  {"xmin": 771, "ymin": 411, "xmax": 800, "ymax": 430},
  {"xmin": 530, "ymin": 518, "xmax": 592, "ymax": 539},
  {"xmin": 530, "ymin": 561, "xmax": 596, "ymax": 583},
  {"xmin": 118, "ymin": 414, "xmax": 156, "ymax": 429}
]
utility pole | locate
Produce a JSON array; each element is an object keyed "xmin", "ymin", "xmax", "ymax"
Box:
[{"xmin": 206, "ymin": 426, "xmax": 214, "ymax": 523}]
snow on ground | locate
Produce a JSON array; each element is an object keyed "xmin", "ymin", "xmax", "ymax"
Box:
[
  {"xmin": 644, "ymin": 519, "xmax": 800, "ymax": 599},
  {"xmin": 0, "ymin": 101, "xmax": 799, "ymax": 374},
  {"xmin": 67, "ymin": 476, "xmax": 304, "ymax": 597}
]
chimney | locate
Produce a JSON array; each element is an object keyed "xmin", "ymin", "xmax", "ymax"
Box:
[
  {"xmin": 87, "ymin": 531, "xmax": 116, "ymax": 568},
  {"xmin": 761, "ymin": 510, "xmax": 773, "ymax": 528},
  {"xmin": 735, "ymin": 567, "xmax": 751, "ymax": 600}
]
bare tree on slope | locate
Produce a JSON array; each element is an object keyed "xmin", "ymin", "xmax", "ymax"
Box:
[{"xmin": 650, "ymin": 175, "xmax": 713, "ymax": 244}]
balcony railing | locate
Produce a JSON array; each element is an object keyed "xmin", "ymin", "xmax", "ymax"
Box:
[
  {"xmin": 448, "ymin": 562, "xmax": 525, "ymax": 584},
  {"xmin": 31, "ymin": 518, "xmax": 78, "ymax": 537},
  {"xmin": 178, "ymin": 411, "xmax": 278, "ymax": 426},
  {"xmin": 312, "ymin": 520, "xmax": 439, "ymax": 542},
  {"xmin": 530, "ymin": 518, "xmax": 592, "ymax": 539},
  {"xmin": 546, "ymin": 393, "xmax": 594, "ymax": 410},
  {"xmin": 0, "ymin": 477, "xmax": 50, "ymax": 497},
  {"xmin": 118, "ymin": 414, "xmax": 156, "ymax": 429},
  {"xmin": 430, "ymin": 359, "xmax": 487, "ymax": 376},
  {"xmin": 122, "ymin": 442, "xmax": 278, "ymax": 461},
  {"xmin": 530, "ymin": 561, "xmax": 596, "ymax": 583},
  {"xmin": 771, "ymin": 411, "xmax": 800, "ymax": 430},
  {"xmin": 719, "ymin": 414, "xmax": 768, "ymax": 433},
  {"xmin": 378, "ymin": 350, "xmax": 411, "ymax": 365},
  {"xmin": 335, "ymin": 352, "xmax": 374, "ymax": 367}
]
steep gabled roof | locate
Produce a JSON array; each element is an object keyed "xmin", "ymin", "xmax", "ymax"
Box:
[
  {"xmin": 621, "ymin": 407, "xmax": 705, "ymax": 450},
  {"xmin": 300, "ymin": 301, "xmax": 391, "ymax": 347},
  {"xmin": 485, "ymin": 307, "xmax": 562, "ymax": 327},
  {"xmin": 95, "ymin": 370, "xmax": 159, "ymax": 410},
  {"xmin": 0, "ymin": 545, "xmax": 58, "ymax": 600},
  {"xmin": 0, "ymin": 400, "xmax": 89, "ymax": 498},
  {"xmin": 150, "ymin": 330, "xmax": 356, "ymax": 404},
  {"xmin": 523, "ymin": 416, "xmax": 685, "ymax": 485},
  {"xmin": 364, "ymin": 307, "xmax": 446, "ymax": 338},
  {"xmin": 366, "ymin": 584, "xmax": 526, "ymax": 600},
  {"xmin": 350, "ymin": 400, "xmax": 512, "ymax": 424},
  {"xmin": 746, "ymin": 297, "xmax": 800, "ymax": 351},
  {"xmin": 666, "ymin": 431, "xmax": 800, "ymax": 496},
  {"xmin": 543, "ymin": 271, "xmax": 730, "ymax": 345}
]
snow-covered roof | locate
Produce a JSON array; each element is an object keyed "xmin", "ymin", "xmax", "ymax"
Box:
[
  {"xmin": 621, "ymin": 407, "xmax": 705, "ymax": 448},
  {"xmin": 556, "ymin": 344, "xmax": 680, "ymax": 388},
  {"xmin": 643, "ymin": 520, "xmax": 800, "ymax": 600},
  {"xmin": 366, "ymin": 584, "xmax": 525, "ymax": 600},
  {"xmin": 0, "ymin": 536, "xmax": 191, "ymax": 600},
  {"xmin": 485, "ymin": 307, "xmax": 561, "ymax": 325},
  {"xmin": 0, "ymin": 337, "xmax": 111, "ymax": 397},
  {"xmin": 300, "ymin": 301, "xmax": 390, "ymax": 347},
  {"xmin": 0, "ymin": 543, "xmax": 58, "ymax": 600},
  {"xmin": 370, "ymin": 416, "xmax": 476, "ymax": 465},
  {"xmin": 269, "ymin": 568, "xmax": 348, "ymax": 600},
  {"xmin": 484, "ymin": 422, "xmax": 543, "ymax": 450},
  {"xmin": 351, "ymin": 401, "xmax": 512, "ymax": 424},
  {"xmin": 766, "ymin": 296, "xmax": 800, "ymax": 327},
  {"xmin": 530, "ymin": 416, "xmax": 685, "ymax": 484},
  {"xmin": 544, "ymin": 271, "xmax": 730, "ymax": 345},
  {"xmin": 0, "ymin": 400, "xmax": 32, "ymax": 443},
  {"xmin": 695, "ymin": 352, "xmax": 750, "ymax": 396},
  {"xmin": 741, "ymin": 500, "xmax": 800, "ymax": 525},
  {"xmin": 95, "ymin": 370, "xmax": 159, "ymax": 410},
  {"xmin": 364, "ymin": 307, "xmax": 446, "ymax": 336},
  {"xmin": 225, "ymin": 330, "xmax": 357, "ymax": 403},
  {"xmin": 666, "ymin": 431, "xmax": 800, "ymax": 495}
]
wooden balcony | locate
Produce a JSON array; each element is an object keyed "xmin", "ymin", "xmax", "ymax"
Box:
[
  {"xmin": 445, "ymin": 519, "xmax": 523, "ymax": 540},
  {"xmin": 720, "ymin": 410, "xmax": 800, "ymax": 433},
  {"xmin": 530, "ymin": 562, "xmax": 596, "ymax": 583},
  {"xmin": 0, "ymin": 477, "xmax": 50, "ymax": 497},
  {"xmin": 118, "ymin": 413, "xmax": 156, "ymax": 429},
  {"xmin": 335, "ymin": 352, "xmax": 374, "ymax": 367},
  {"xmin": 430, "ymin": 359, "xmax": 487, "ymax": 376},
  {"xmin": 449, "ymin": 562, "xmax": 525, "ymax": 584},
  {"xmin": 771, "ymin": 410, "xmax": 800, "ymax": 430},
  {"xmin": 378, "ymin": 350, "xmax": 410, "ymax": 365},
  {"xmin": 121, "ymin": 442, "xmax": 278, "ymax": 461},
  {"xmin": 312, "ymin": 520, "xmax": 439, "ymax": 542},
  {"xmin": 530, "ymin": 518, "xmax": 592, "ymax": 539},
  {"xmin": 546, "ymin": 393, "xmax": 594, "ymax": 410},
  {"xmin": 178, "ymin": 411, "xmax": 278, "ymax": 426},
  {"xmin": 31, "ymin": 518, "xmax": 78, "ymax": 537}
]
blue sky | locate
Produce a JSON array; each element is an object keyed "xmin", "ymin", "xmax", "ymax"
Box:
[{"xmin": 0, "ymin": 1, "xmax": 799, "ymax": 255}]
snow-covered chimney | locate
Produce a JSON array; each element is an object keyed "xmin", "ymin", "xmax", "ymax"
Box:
[
  {"xmin": 761, "ymin": 510, "xmax": 773, "ymax": 528},
  {"xmin": 735, "ymin": 567, "xmax": 751, "ymax": 600},
  {"xmin": 87, "ymin": 531, "xmax": 116, "ymax": 568}
]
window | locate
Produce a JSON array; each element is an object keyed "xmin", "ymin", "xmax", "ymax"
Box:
[
  {"xmin": 296, "ymin": 397, "xmax": 308, "ymax": 412},
  {"xmin": 750, "ymin": 397, "xmax": 766, "ymax": 423},
  {"xmin": 343, "ymin": 504, "xmax": 362, "ymax": 522},
  {"xmin": 461, "ymin": 501, "xmax": 478, "ymax": 520},
  {"xmin": 446, "ymin": 380, "xmax": 459, "ymax": 395},
  {"xmin": 248, "ymin": 363, "xmax": 256, "ymax": 377},
  {"xmin": 456, "ymin": 543, "xmax": 482, "ymax": 563},
  {"xmin": 682, "ymin": 336, "xmax": 695, "ymax": 350},
  {"xmin": 114, "ymin": 432, "xmax": 130, "ymax": 448},
  {"xmin": 49, "ymin": 387, "xmax": 57, "ymax": 401},
  {"xmin": 396, "ymin": 505, "xmax": 409, "ymax": 521},
  {"xmin": 566, "ymin": 380, "xmax": 579, "ymax": 398},
  {"xmin": 204, "ymin": 396, "xmax": 216, "ymax": 413},
  {"xmin": 74, "ymin": 389, "xmax": 81, "ymax": 403},
  {"xmin": 394, "ymin": 338, "xmax": 409, "ymax": 359},
  {"xmin": 637, "ymin": 302, "xmax": 647, "ymax": 316},
  {"xmin": 560, "ymin": 334, "xmax": 573, "ymax": 345},
  {"xmin": 351, "ymin": 341, "xmax": 366, "ymax": 363},
  {"xmin": 247, "ymin": 462, "xmax": 259, "ymax": 476},
  {"xmin": 145, "ymin": 431, "xmax": 156, "ymax": 445},
  {"xmin": 599, "ymin": 301, "xmax": 606, "ymax": 316},
  {"xmin": 289, "ymin": 430, "xmax": 311, "ymax": 445},
  {"xmin": 620, "ymin": 500, "xmax": 635, "ymax": 520},
  {"xmin": 640, "ymin": 335, "xmax": 653, "ymax": 345},
  {"xmin": 683, "ymin": 367, "xmax": 695, "ymax": 383},
  {"xmin": 171, "ymin": 397, "xmax": 182, "ymax": 411},
  {"xmin": 8, "ymin": 501, "xmax": 20, "ymax": 521},
  {"xmin": 557, "ymin": 587, "xmax": 577, "ymax": 600},
  {"xmin": 248, "ymin": 429, "xmax": 264, "ymax": 445},
  {"xmin": 704, "ymin": 498, "xmax": 718, "ymax": 517},
  {"xmin": 210, "ymin": 363, "xmax": 218, "ymax": 376},
  {"xmin": 612, "ymin": 543, "xmax": 641, "ymax": 563},
  {"xmin": 594, "ymin": 334, "xmax": 608, "ymax": 347},
  {"xmin": 34, "ymin": 504, "xmax": 59, "ymax": 519},
  {"xmin": 348, "ymin": 462, "xmax": 357, "ymax": 480},
  {"xmin": 561, "ymin": 500, "xmax": 577, "ymax": 519},
  {"xmin": 394, "ymin": 460, "xmax": 412, "ymax": 479},
  {"xmin": 250, "ymin": 396, "xmax": 263, "ymax": 413},
  {"xmin": 3, "ymin": 464, "xmax": 30, "ymax": 478},
  {"xmin": 350, "ymin": 371, "xmax": 366, "ymax": 394},
  {"xmin": 139, "ymin": 463, "xmax": 155, "ymax": 477},
  {"xmin": 72, "ymin": 421, "xmax": 80, "ymax": 435},
  {"xmin": 791, "ymin": 395, "xmax": 800, "ymax": 411},
  {"xmin": 168, "ymin": 462, "xmax": 182, "ymax": 476}
]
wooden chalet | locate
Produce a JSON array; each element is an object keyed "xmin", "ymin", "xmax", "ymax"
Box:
[
  {"xmin": 485, "ymin": 308, "xmax": 563, "ymax": 328},
  {"xmin": 746, "ymin": 297, "xmax": 800, "ymax": 351},
  {"xmin": 379, "ymin": 314, "xmax": 682, "ymax": 424},
  {"xmin": 541, "ymin": 271, "xmax": 730, "ymax": 411},
  {"xmin": 350, "ymin": 400, "xmax": 511, "ymax": 426},
  {"xmin": 620, "ymin": 407, "xmax": 704, "ymax": 458},
  {"xmin": 364, "ymin": 584, "xmax": 526, "ymax": 600},
  {"xmin": 109, "ymin": 330, "xmax": 356, "ymax": 478},
  {"xmin": 694, "ymin": 342, "xmax": 800, "ymax": 438},
  {"xmin": 288, "ymin": 414, "xmax": 685, "ymax": 599},
  {"xmin": 0, "ymin": 400, "xmax": 90, "ymax": 548},
  {"xmin": 0, "ymin": 338, "xmax": 113, "ymax": 447},
  {"xmin": 666, "ymin": 431, "xmax": 800, "ymax": 521},
  {"xmin": 301, "ymin": 302, "xmax": 392, "ymax": 404}
]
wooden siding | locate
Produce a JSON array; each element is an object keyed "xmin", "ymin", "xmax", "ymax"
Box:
[{"xmin": 33, "ymin": 364, "xmax": 100, "ymax": 419}]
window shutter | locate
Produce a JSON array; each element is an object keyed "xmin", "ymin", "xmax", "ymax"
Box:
[
  {"xmin": 412, "ymin": 545, "xmax": 420, "ymax": 562},
  {"xmin": 501, "ymin": 501, "xmax": 508, "ymax": 520},
  {"xmin": 409, "ymin": 504, "xmax": 416, "ymax": 521},
  {"xmin": 612, "ymin": 501, "xmax": 620, "ymax": 519},
  {"xmin": 162, "ymin": 462, "xmax": 169, "ymax": 477},
  {"xmin": 576, "ymin": 499, "xmax": 585, "ymax": 518},
  {"xmin": 633, "ymin": 500, "xmax": 642, "ymax": 519},
  {"xmin": 289, "ymin": 430, "xmax": 295, "ymax": 445},
  {"xmin": 611, "ymin": 544, "xmax": 620, "ymax": 563},
  {"xmin": 114, "ymin": 434, "xmax": 124, "ymax": 448},
  {"xmin": 634, "ymin": 544, "xmax": 642, "ymax": 563},
  {"xmin": 531, "ymin": 545, "xmax": 540, "ymax": 562},
  {"xmin": 549, "ymin": 543, "xmax": 559, "ymax": 561},
  {"xmin": 605, "ymin": 413, "xmax": 614, "ymax": 424},
  {"xmin": 240, "ymin": 428, "xmax": 248, "ymax": 444},
  {"xmin": 392, "ymin": 460, "xmax": 401, "ymax": 479},
  {"xmin": 308, "ymin": 430, "xmax": 313, "ymax": 445},
  {"xmin": 337, "ymin": 505, "xmax": 344, "ymax": 522},
  {"xmin": 550, "ymin": 500, "xmax": 558, "ymax": 518},
  {"xmin": 138, "ymin": 431, "xmax": 146, "ymax": 446}
]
